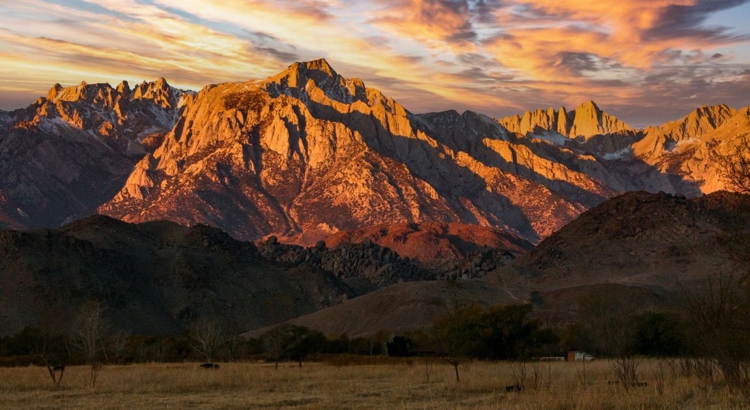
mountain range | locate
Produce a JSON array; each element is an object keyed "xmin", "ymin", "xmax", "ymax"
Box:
[
  {"xmin": 2, "ymin": 59, "xmax": 748, "ymax": 246},
  {"xmin": 1, "ymin": 58, "xmax": 749, "ymax": 337}
]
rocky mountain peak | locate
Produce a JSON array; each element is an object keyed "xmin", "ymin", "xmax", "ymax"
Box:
[
  {"xmin": 633, "ymin": 103, "xmax": 737, "ymax": 161},
  {"xmin": 685, "ymin": 104, "xmax": 735, "ymax": 133},
  {"xmin": 576, "ymin": 100, "xmax": 600, "ymax": 112},
  {"xmin": 299, "ymin": 58, "xmax": 337, "ymax": 77},
  {"xmin": 116, "ymin": 81, "xmax": 131, "ymax": 99},
  {"xmin": 556, "ymin": 106, "xmax": 569, "ymax": 135},
  {"xmin": 46, "ymin": 83, "xmax": 64, "ymax": 101},
  {"xmin": 568, "ymin": 100, "xmax": 633, "ymax": 140},
  {"xmin": 265, "ymin": 58, "xmax": 367, "ymax": 105},
  {"xmin": 0, "ymin": 78, "xmax": 194, "ymax": 229},
  {"xmin": 132, "ymin": 78, "xmax": 180, "ymax": 109},
  {"xmin": 499, "ymin": 100, "xmax": 632, "ymax": 141}
]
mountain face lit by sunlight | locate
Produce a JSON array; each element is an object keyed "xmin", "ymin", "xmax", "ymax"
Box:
[{"xmin": 1, "ymin": 0, "xmax": 749, "ymax": 124}]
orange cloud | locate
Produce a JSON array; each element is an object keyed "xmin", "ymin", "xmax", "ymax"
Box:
[
  {"xmin": 369, "ymin": 0, "xmax": 476, "ymax": 44},
  {"xmin": 0, "ymin": 0, "xmax": 748, "ymax": 124}
]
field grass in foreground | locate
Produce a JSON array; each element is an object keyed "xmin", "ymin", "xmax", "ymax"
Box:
[{"xmin": 0, "ymin": 359, "xmax": 747, "ymax": 409}]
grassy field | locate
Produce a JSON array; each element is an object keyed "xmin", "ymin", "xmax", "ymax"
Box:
[{"xmin": 0, "ymin": 359, "xmax": 747, "ymax": 409}]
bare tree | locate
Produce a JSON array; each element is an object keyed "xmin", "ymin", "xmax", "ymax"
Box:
[
  {"xmin": 579, "ymin": 292, "xmax": 642, "ymax": 390},
  {"xmin": 153, "ymin": 337, "xmax": 172, "ymax": 363},
  {"xmin": 262, "ymin": 324, "xmax": 289, "ymax": 369},
  {"xmin": 27, "ymin": 325, "xmax": 70, "ymax": 388},
  {"xmin": 107, "ymin": 331, "xmax": 130, "ymax": 365},
  {"xmin": 189, "ymin": 318, "xmax": 225, "ymax": 363},
  {"xmin": 717, "ymin": 136, "xmax": 750, "ymax": 194},
  {"xmin": 72, "ymin": 301, "xmax": 108, "ymax": 388},
  {"xmin": 682, "ymin": 269, "xmax": 750, "ymax": 395},
  {"xmin": 225, "ymin": 335, "xmax": 246, "ymax": 362}
]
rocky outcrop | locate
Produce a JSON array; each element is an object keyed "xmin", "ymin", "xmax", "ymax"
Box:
[
  {"xmin": 631, "ymin": 105, "xmax": 749, "ymax": 194},
  {"xmin": 499, "ymin": 101, "xmax": 634, "ymax": 141},
  {"xmin": 0, "ymin": 80, "xmax": 192, "ymax": 229},
  {"xmin": 257, "ymin": 235, "xmax": 433, "ymax": 291},
  {"xmin": 325, "ymin": 222, "xmax": 532, "ymax": 261}
]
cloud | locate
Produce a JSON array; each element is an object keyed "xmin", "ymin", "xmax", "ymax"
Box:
[
  {"xmin": 643, "ymin": 0, "xmax": 750, "ymax": 41},
  {"xmin": 0, "ymin": 0, "xmax": 749, "ymax": 124},
  {"xmin": 370, "ymin": 0, "xmax": 477, "ymax": 44}
]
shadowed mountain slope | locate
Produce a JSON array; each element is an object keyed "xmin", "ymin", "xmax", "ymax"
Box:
[
  {"xmin": 0, "ymin": 216, "xmax": 350, "ymax": 337},
  {"xmin": 493, "ymin": 190, "xmax": 750, "ymax": 293},
  {"xmin": 0, "ymin": 79, "xmax": 192, "ymax": 229}
]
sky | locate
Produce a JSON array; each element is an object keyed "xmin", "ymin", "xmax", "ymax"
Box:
[{"xmin": 1, "ymin": 0, "xmax": 749, "ymax": 126}]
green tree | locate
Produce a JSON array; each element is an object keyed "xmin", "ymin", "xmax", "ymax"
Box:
[
  {"xmin": 261, "ymin": 325, "xmax": 324, "ymax": 368},
  {"xmin": 632, "ymin": 312, "xmax": 685, "ymax": 357},
  {"xmin": 386, "ymin": 336, "xmax": 411, "ymax": 357},
  {"xmin": 578, "ymin": 291, "xmax": 642, "ymax": 390},
  {"xmin": 432, "ymin": 305, "xmax": 483, "ymax": 382},
  {"xmin": 682, "ymin": 270, "xmax": 750, "ymax": 394},
  {"xmin": 477, "ymin": 304, "xmax": 552, "ymax": 360},
  {"xmin": 286, "ymin": 327, "xmax": 325, "ymax": 367},
  {"xmin": 4, "ymin": 326, "xmax": 70, "ymax": 387}
]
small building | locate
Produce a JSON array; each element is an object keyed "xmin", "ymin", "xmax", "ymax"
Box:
[{"xmin": 567, "ymin": 351, "xmax": 595, "ymax": 362}]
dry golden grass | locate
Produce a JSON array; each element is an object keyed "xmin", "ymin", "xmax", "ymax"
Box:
[{"xmin": 0, "ymin": 359, "xmax": 747, "ymax": 409}]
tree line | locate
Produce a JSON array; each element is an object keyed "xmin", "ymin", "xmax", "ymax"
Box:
[{"xmin": 1, "ymin": 267, "xmax": 749, "ymax": 394}]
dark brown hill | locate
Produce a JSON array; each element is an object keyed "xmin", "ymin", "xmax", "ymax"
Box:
[
  {"xmin": 0, "ymin": 215, "xmax": 451, "ymax": 337},
  {"xmin": 256, "ymin": 235, "xmax": 435, "ymax": 295},
  {"xmin": 245, "ymin": 280, "xmax": 524, "ymax": 339},
  {"xmin": 0, "ymin": 216, "xmax": 353, "ymax": 337},
  {"xmin": 256, "ymin": 191, "xmax": 750, "ymax": 338},
  {"xmin": 490, "ymin": 191, "xmax": 750, "ymax": 302}
]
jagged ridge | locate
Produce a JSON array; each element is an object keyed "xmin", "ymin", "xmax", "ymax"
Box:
[
  {"xmin": 0, "ymin": 79, "xmax": 192, "ymax": 228},
  {"xmin": 100, "ymin": 59, "xmax": 586, "ymax": 244}
]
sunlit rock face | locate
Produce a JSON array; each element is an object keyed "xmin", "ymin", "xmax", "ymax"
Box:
[
  {"xmin": 0, "ymin": 79, "xmax": 192, "ymax": 229},
  {"xmin": 4, "ymin": 59, "xmax": 747, "ymax": 244},
  {"xmin": 499, "ymin": 101, "xmax": 633, "ymax": 141},
  {"xmin": 632, "ymin": 104, "xmax": 749, "ymax": 194},
  {"xmin": 101, "ymin": 59, "xmax": 586, "ymax": 244},
  {"xmin": 498, "ymin": 101, "xmax": 750, "ymax": 197}
]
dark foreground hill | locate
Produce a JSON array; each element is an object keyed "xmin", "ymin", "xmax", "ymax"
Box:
[
  {"xmin": 259, "ymin": 191, "xmax": 750, "ymax": 337},
  {"xmin": 483, "ymin": 190, "xmax": 750, "ymax": 318},
  {"xmin": 496, "ymin": 190, "xmax": 750, "ymax": 289},
  {"xmin": 0, "ymin": 216, "xmax": 442, "ymax": 336},
  {"xmin": 0, "ymin": 215, "xmax": 527, "ymax": 337},
  {"xmin": 245, "ymin": 280, "xmax": 524, "ymax": 339},
  {"xmin": 2, "ymin": 191, "xmax": 747, "ymax": 338}
]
